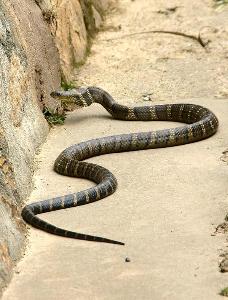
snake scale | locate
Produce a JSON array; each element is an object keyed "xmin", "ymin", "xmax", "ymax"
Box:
[{"xmin": 21, "ymin": 86, "xmax": 219, "ymax": 246}]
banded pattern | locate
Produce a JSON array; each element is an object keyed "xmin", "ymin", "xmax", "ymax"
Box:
[{"xmin": 21, "ymin": 86, "xmax": 219, "ymax": 246}]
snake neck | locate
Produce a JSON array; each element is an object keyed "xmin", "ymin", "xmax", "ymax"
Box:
[
  {"xmin": 86, "ymin": 86, "xmax": 115, "ymax": 106},
  {"xmin": 86, "ymin": 87, "xmax": 129, "ymax": 118}
]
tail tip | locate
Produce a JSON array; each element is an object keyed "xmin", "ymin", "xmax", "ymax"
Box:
[{"xmin": 115, "ymin": 241, "xmax": 125, "ymax": 246}]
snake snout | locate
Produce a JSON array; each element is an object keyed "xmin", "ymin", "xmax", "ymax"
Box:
[
  {"xmin": 50, "ymin": 89, "xmax": 82, "ymax": 98},
  {"xmin": 50, "ymin": 91, "xmax": 63, "ymax": 98}
]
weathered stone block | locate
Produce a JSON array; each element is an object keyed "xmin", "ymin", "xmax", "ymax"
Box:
[{"xmin": 0, "ymin": 0, "xmax": 61, "ymax": 293}]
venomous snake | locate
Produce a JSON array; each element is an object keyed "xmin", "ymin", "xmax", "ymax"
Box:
[{"xmin": 21, "ymin": 86, "xmax": 219, "ymax": 246}]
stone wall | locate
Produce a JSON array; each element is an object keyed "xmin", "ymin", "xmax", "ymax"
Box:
[
  {"xmin": 0, "ymin": 0, "xmax": 60, "ymax": 292},
  {"xmin": 0, "ymin": 0, "xmax": 112, "ymax": 294},
  {"xmin": 36, "ymin": 0, "xmax": 113, "ymax": 81}
]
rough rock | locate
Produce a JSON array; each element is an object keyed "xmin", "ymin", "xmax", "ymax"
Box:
[
  {"xmin": 36, "ymin": 0, "xmax": 114, "ymax": 81},
  {"xmin": 0, "ymin": 0, "xmax": 61, "ymax": 293}
]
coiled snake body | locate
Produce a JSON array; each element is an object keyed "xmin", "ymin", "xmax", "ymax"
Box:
[{"xmin": 22, "ymin": 87, "xmax": 219, "ymax": 245}]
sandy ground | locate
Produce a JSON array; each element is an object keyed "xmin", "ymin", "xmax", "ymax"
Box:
[{"xmin": 3, "ymin": 0, "xmax": 228, "ymax": 299}]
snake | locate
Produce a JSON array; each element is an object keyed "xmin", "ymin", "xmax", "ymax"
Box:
[{"xmin": 21, "ymin": 86, "xmax": 219, "ymax": 246}]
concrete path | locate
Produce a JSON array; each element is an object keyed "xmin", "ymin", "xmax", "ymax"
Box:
[{"xmin": 3, "ymin": 0, "xmax": 228, "ymax": 299}]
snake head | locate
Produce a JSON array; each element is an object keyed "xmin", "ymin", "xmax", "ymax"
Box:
[{"xmin": 50, "ymin": 87, "xmax": 94, "ymax": 110}]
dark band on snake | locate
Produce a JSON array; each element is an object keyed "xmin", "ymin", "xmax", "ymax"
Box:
[{"xmin": 21, "ymin": 86, "xmax": 219, "ymax": 246}]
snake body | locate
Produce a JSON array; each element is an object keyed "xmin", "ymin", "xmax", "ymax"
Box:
[{"xmin": 21, "ymin": 87, "xmax": 219, "ymax": 246}]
